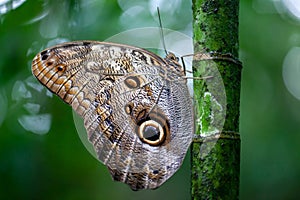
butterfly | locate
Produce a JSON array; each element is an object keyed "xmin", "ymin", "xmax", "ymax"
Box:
[{"xmin": 31, "ymin": 40, "xmax": 193, "ymax": 190}]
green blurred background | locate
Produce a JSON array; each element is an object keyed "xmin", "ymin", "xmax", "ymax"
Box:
[{"xmin": 1, "ymin": 0, "xmax": 300, "ymax": 199}]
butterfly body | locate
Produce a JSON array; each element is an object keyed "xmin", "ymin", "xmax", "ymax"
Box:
[{"xmin": 32, "ymin": 41, "xmax": 193, "ymax": 190}]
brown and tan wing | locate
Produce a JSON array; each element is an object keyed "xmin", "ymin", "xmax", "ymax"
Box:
[{"xmin": 31, "ymin": 41, "xmax": 193, "ymax": 190}]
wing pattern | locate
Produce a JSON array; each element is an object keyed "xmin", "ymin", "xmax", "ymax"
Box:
[{"xmin": 32, "ymin": 41, "xmax": 193, "ymax": 190}]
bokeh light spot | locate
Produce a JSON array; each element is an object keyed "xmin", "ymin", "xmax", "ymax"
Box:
[
  {"xmin": 18, "ymin": 114, "xmax": 51, "ymax": 135},
  {"xmin": 282, "ymin": 47, "xmax": 300, "ymax": 100},
  {"xmin": 283, "ymin": 0, "xmax": 300, "ymax": 20}
]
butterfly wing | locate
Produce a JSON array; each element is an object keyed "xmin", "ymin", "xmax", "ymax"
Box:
[{"xmin": 32, "ymin": 41, "xmax": 193, "ymax": 190}]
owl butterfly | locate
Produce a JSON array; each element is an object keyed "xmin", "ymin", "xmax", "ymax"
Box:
[{"xmin": 31, "ymin": 41, "xmax": 193, "ymax": 190}]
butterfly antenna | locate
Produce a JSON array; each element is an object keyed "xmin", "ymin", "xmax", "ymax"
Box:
[{"xmin": 157, "ymin": 7, "xmax": 168, "ymax": 56}]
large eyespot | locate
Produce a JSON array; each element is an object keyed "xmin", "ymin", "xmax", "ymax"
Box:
[
  {"xmin": 138, "ymin": 120, "xmax": 165, "ymax": 146},
  {"xmin": 136, "ymin": 107, "xmax": 170, "ymax": 146}
]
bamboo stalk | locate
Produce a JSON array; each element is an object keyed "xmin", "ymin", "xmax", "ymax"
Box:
[{"xmin": 191, "ymin": 0, "xmax": 242, "ymax": 199}]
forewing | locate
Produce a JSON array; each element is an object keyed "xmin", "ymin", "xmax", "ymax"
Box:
[{"xmin": 31, "ymin": 41, "xmax": 166, "ymax": 115}]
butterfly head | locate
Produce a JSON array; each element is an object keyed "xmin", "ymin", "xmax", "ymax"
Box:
[
  {"xmin": 165, "ymin": 52, "xmax": 178, "ymax": 61},
  {"xmin": 164, "ymin": 53, "xmax": 185, "ymax": 75}
]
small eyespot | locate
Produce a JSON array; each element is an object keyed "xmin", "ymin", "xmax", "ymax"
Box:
[
  {"xmin": 56, "ymin": 65, "xmax": 66, "ymax": 72},
  {"xmin": 40, "ymin": 50, "xmax": 50, "ymax": 60},
  {"xmin": 124, "ymin": 76, "xmax": 141, "ymax": 89},
  {"xmin": 46, "ymin": 61, "xmax": 53, "ymax": 66},
  {"xmin": 41, "ymin": 54, "xmax": 49, "ymax": 60},
  {"xmin": 124, "ymin": 102, "xmax": 134, "ymax": 115}
]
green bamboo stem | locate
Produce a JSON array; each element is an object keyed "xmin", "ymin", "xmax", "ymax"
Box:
[{"xmin": 191, "ymin": 0, "xmax": 241, "ymax": 199}]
